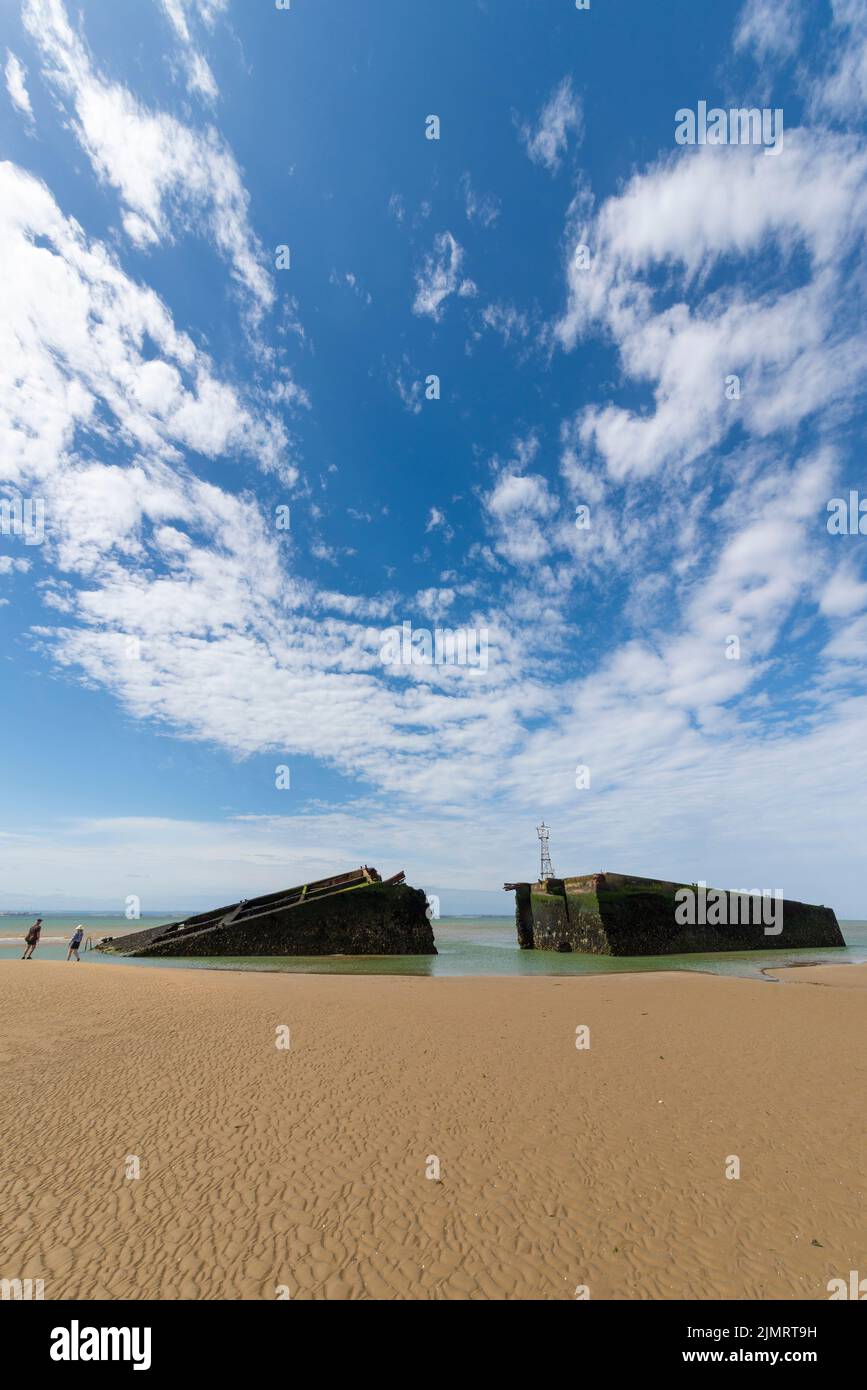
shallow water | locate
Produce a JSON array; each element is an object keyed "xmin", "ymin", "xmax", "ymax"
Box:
[{"xmin": 2, "ymin": 914, "xmax": 866, "ymax": 980}]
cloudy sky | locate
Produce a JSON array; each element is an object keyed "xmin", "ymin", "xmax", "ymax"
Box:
[{"xmin": 1, "ymin": 0, "xmax": 866, "ymax": 915}]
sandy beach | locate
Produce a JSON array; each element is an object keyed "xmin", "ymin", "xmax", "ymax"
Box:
[{"xmin": 1, "ymin": 959, "xmax": 863, "ymax": 1301}]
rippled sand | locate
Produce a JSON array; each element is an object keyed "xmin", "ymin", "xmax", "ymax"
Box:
[{"xmin": 1, "ymin": 959, "xmax": 863, "ymax": 1299}]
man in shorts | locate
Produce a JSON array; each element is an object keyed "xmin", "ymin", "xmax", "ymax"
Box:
[{"xmin": 22, "ymin": 917, "xmax": 42, "ymax": 959}]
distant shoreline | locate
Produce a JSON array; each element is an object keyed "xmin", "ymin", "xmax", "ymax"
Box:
[
  {"xmin": 0, "ymin": 911, "xmax": 517, "ymax": 921},
  {"xmin": 0, "ymin": 911, "xmax": 181, "ymax": 918}
]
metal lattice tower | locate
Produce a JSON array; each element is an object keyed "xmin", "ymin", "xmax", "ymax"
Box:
[{"xmin": 537, "ymin": 821, "xmax": 554, "ymax": 880}]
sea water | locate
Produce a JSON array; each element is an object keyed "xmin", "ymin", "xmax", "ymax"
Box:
[{"xmin": 1, "ymin": 914, "xmax": 866, "ymax": 980}]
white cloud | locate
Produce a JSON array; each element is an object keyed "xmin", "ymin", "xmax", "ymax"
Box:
[
  {"xmin": 520, "ymin": 76, "xmax": 583, "ymax": 174},
  {"xmin": 412, "ymin": 231, "xmax": 475, "ymax": 320},
  {"xmin": 396, "ymin": 380, "xmax": 421, "ymax": 414},
  {"xmin": 425, "ymin": 506, "xmax": 454, "ymax": 543},
  {"xmin": 310, "ymin": 540, "xmax": 339, "ymax": 564},
  {"xmin": 4, "ymin": 50, "xmax": 34, "ymax": 121},
  {"xmin": 486, "ymin": 472, "xmax": 552, "ymax": 520},
  {"xmin": 0, "ymin": 163, "xmax": 291, "ymax": 495},
  {"xmin": 460, "ymin": 172, "xmax": 500, "ymax": 228},
  {"xmin": 415, "ymin": 586, "xmax": 455, "ymax": 621},
  {"xmin": 392, "ymin": 359, "xmax": 422, "ymax": 414},
  {"xmin": 22, "ymin": 0, "xmax": 272, "ymax": 318},
  {"xmin": 809, "ymin": 0, "xmax": 867, "ymax": 120},
  {"xmin": 734, "ymin": 0, "xmax": 802, "ymax": 63},
  {"xmin": 737, "ymin": 0, "xmax": 867, "ymax": 126},
  {"xmin": 268, "ymin": 369, "xmax": 311, "ymax": 411},
  {"xmin": 482, "ymin": 437, "xmax": 560, "ymax": 569},
  {"xmin": 556, "ymin": 132, "xmax": 867, "ymax": 480},
  {"xmin": 478, "ymin": 301, "xmax": 531, "ymax": 346},
  {"xmin": 159, "ymin": 0, "xmax": 220, "ymax": 101},
  {"xmin": 329, "ymin": 269, "xmax": 372, "ymax": 304},
  {"xmin": 819, "ymin": 560, "xmax": 867, "ymax": 617}
]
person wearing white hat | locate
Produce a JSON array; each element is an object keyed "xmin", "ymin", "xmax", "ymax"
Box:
[{"xmin": 67, "ymin": 924, "xmax": 85, "ymax": 961}]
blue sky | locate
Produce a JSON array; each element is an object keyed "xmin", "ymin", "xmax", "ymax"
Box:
[{"xmin": 1, "ymin": 0, "xmax": 866, "ymax": 915}]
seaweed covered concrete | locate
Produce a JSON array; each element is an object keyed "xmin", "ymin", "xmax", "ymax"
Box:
[
  {"xmin": 504, "ymin": 871, "xmax": 844, "ymax": 955},
  {"xmin": 98, "ymin": 868, "xmax": 436, "ymax": 958}
]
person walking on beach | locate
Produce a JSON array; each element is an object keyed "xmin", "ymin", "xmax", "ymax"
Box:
[
  {"xmin": 67, "ymin": 924, "xmax": 84, "ymax": 961},
  {"xmin": 22, "ymin": 917, "xmax": 42, "ymax": 959}
]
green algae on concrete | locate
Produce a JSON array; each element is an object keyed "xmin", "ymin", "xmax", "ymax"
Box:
[{"xmin": 506, "ymin": 871, "xmax": 844, "ymax": 956}]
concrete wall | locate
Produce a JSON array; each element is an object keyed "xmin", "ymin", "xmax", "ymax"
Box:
[
  {"xmin": 529, "ymin": 890, "xmax": 572, "ymax": 950},
  {"xmin": 517, "ymin": 879, "xmax": 845, "ymax": 956},
  {"xmin": 101, "ymin": 883, "xmax": 436, "ymax": 957},
  {"xmin": 513, "ymin": 884, "xmax": 535, "ymax": 949}
]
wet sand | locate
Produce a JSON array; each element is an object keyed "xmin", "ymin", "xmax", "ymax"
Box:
[{"xmin": 0, "ymin": 959, "xmax": 863, "ymax": 1299}]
